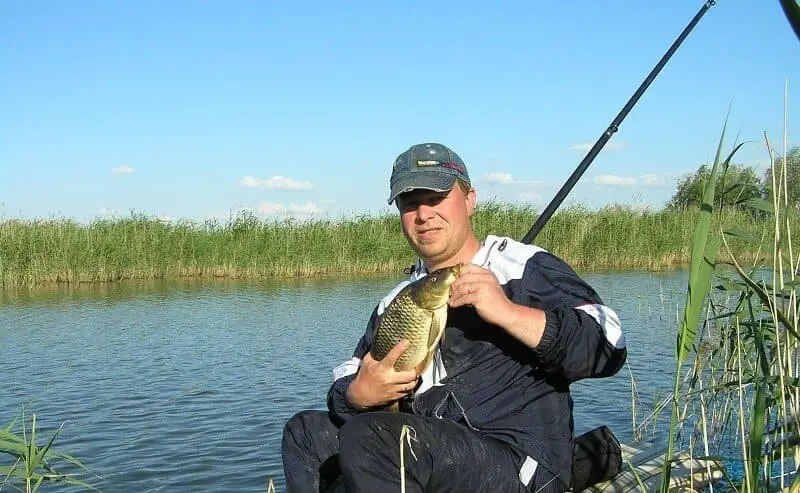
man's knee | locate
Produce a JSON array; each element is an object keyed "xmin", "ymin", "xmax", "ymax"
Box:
[
  {"xmin": 282, "ymin": 410, "xmax": 336, "ymax": 455},
  {"xmin": 338, "ymin": 412, "xmax": 412, "ymax": 465},
  {"xmin": 339, "ymin": 412, "xmax": 390, "ymax": 445},
  {"xmin": 284, "ymin": 410, "xmax": 323, "ymax": 434}
]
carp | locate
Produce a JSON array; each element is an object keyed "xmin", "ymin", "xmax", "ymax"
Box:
[{"xmin": 369, "ymin": 264, "xmax": 461, "ymax": 410}]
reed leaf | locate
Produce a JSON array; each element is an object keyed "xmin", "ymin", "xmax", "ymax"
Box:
[
  {"xmin": 662, "ymin": 114, "xmax": 748, "ymax": 492},
  {"xmin": 0, "ymin": 412, "xmax": 97, "ymax": 492},
  {"xmin": 725, "ymin": 249, "xmax": 800, "ymax": 340},
  {"xmin": 677, "ymin": 138, "xmax": 747, "ymax": 363},
  {"xmin": 742, "ymin": 197, "xmax": 774, "ymax": 214},
  {"xmin": 789, "ymin": 470, "xmax": 800, "ymax": 492},
  {"xmin": 723, "ymin": 228, "xmax": 764, "ymax": 245},
  {"xmin": 746, "ymin": 383, "xmax": 768, "ymax": 492}
]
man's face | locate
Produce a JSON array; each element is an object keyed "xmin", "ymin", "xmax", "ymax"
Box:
[{"xmin": 396, "ymin": 184, "xmax": 476, "ymax": 268}]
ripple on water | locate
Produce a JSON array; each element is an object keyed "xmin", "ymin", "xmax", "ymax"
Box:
[{"xmin": 1, "ymin": 274, "xmax": 683, "ymax": 492}]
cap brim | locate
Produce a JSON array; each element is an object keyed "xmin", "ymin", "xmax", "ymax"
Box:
[{"xmin": 387, "ymin": 171, "xmax": 458, "ymax": 204}]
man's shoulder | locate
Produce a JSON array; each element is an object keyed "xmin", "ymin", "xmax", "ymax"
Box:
[{"xmin": 481, "ymin": 234, "xmax": 553, "ymax": 285}]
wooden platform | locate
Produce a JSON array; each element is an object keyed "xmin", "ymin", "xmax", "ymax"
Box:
[{"xmin": 580, "ymin": 442, "xmax": 724, "ymax": 492}]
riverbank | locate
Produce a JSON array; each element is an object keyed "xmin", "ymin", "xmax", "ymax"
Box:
[{"xmin": 1, "ymin": 203, "xmax": 795, "ymax": 289}]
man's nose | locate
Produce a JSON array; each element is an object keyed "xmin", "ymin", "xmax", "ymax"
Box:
[{"xmin": 416, "ymin": 203, "xmax": 435, "ymax": 221}]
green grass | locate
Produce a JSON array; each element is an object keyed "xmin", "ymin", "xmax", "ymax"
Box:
[
  {"xmin": 1, "ymin": 409, "xmax": 96, "ymax": 492},
  {"xmin": 648, "ymin": 118, "xmax": 800, "ymax": 492},
  {"xmin": 1, "ymin": 205, "xmax": 796, "ymax": 290}
]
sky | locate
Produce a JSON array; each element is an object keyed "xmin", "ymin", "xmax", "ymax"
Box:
[{"xmin": 1, "ymin": 1, "xmax": 799, "ymax": 224}]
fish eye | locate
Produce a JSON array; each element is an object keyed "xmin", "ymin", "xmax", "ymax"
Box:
[{"xmin": 430, "ymin": 276, "xmax": 437, "ymax": 282}]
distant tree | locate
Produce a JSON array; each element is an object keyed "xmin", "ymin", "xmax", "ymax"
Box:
[
  {"xmin": 668, "ymin": 163, "xmax": 763, "ymax": 210},
  {"xmin": 668, "ymin": 165, "xmax": 711, "ymax": 210},
  {"xmin": 763, "ymin": 145, "xmax": 800, "ymax": 211}
]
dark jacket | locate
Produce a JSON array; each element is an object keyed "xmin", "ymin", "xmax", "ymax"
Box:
[{"xmin": 326, "ymin": 235, "xmax": 627, "ymax": 488}]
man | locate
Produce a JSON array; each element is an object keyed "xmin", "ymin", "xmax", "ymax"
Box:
[{"xmin": 282, "ymin": 143, "xmax": 626, "ymax": 492}]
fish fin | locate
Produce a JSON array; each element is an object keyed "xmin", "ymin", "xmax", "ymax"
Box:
[
  {"xmin": 427, "ymin": 305, "xmax": 447, "ymax": 352},
  {"xmin": 414, "ymin": 307, "xmax": 447, "ymax": 374}
]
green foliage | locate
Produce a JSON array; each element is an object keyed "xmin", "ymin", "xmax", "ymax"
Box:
[
  {"xmin": 1, "ymin": 410, "xmax": 96, "ymax": 492},
  {"xmin": 655, "ymin": 123, "xmax": 800, "ymax": 491},
  {"xmin": 763, "ymin": 145, "xmax": 800, "ymax": 211},
  {"xmin": 668, "ymin": 162, "xmax": 764, "ymax": 210},
  {"xmin": 661, "ymin": 116, "xmax": 739, "ymax": 491},
  {"xmin": 669, "ymin": 145, "xmax": 800, "ymax": 214},
  {"xmin": 1, "ymin": 207, "xmax": 798, "ymax": 288}
]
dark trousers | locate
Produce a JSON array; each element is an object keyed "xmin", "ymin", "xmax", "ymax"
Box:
[{"xmin": 281, "ymin": 410, "xmax": 566, "ymax": 493}]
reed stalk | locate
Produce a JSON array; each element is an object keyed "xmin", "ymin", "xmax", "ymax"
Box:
[
  {"xmin": 0, "ymin": 206, "xmax": 795, "ymax": 290},
  {"xmin": 0, "ymin": 409, "xmax": 96, "ymax": 492},
  {"xmin": 658, "ymin": 97, "xmax": 800, "ymax": 492}
]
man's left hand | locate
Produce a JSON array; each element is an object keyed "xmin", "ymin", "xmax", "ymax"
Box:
[{"xmin": 448, "ymin": 263, "xmax": 518, "ymax": 329}]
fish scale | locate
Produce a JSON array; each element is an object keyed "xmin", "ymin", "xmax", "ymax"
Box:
[
  {"xmin": 371, "ymin": 293, "xmax": 440, "ymax": 372},
  {"xmin": 369, "ymin": 265, "xmax": 460, "ymax": 377}
]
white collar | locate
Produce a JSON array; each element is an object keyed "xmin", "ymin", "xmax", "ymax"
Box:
[{"xmin": 408, "ymin": 235, "xmax": 505, "ymax": 281}]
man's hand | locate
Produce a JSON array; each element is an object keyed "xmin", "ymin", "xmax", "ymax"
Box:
[
  {"xmin": 346, "ymin": 339, "xmax": 420, "ymax": 410},
  {"xmin": 448, "ymin": 263, "xmax": 518, "ymax": 328},
  {"xmin": 449, "ymin": 263, "xmax": 548, "ymax": 348}
]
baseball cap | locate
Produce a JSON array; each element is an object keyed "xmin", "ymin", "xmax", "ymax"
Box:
[{"xmin": 387, "ymin": 142, "xmax": 472, "ymax": 204}]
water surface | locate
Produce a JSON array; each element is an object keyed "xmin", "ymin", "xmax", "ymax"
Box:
[{"xmin": 0, "ymin": 271, "xmax": 690, "ymax": 492}]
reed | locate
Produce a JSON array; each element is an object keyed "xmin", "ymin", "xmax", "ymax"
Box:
[
  {"xmin": 651, "ymin": 106, "xmax": 800, "ymax": 491},
  {"xmin": 1, "ymin": 205, "xmax": 795, "ymax": 290},
  {"xmin": 0, "ymin": 408, "xmax": 96, "ymax": 492}
]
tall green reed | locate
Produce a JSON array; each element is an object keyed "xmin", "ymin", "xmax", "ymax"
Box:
[
  {"xmin": 659, "ymin": 102, "xmax": 800, "ymax": 492},
  {"xmin": 0, "ymin": 409, "xmax": 96, "ymax": 492},
  {"xmin": 1, "ymin": 205, "xmax": 793, "ymax": 290},
  {"xmin": 660, "ymin": 111, "xmax": 743, "ymax": 491}
]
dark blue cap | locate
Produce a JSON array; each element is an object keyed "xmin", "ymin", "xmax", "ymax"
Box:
[{"xmin": 387, "ymin": 143, "xmax": 471, "ymax": 204}]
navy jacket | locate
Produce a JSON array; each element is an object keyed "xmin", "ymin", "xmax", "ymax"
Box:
[{"xmin": 326, "ymin": 235, "xmax": 626, "ymax": 488}]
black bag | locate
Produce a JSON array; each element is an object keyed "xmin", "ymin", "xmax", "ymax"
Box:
[{"xmin": 568, "ymin": 425, "xmax": 623, "ymax": 491}]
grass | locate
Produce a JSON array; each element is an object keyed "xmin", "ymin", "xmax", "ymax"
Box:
[
  {"xmin": 0, "ymin": 409, "xmax": 96, "ymax": 492},
  {"xmin": 1, "ymin": 204, "xmax": 796, "ymax": 290},
  {"xmin": 647, "ymin": 107, "xmax": 800, "ymax": 492}
]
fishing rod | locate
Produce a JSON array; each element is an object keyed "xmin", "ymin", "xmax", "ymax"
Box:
[
  {"xmin": 521, "ymin": 0, "xmax": 717, "ymax": 245},
  {"xmin": 780, "ymin": 0, "xmax": 800, "ymax": 41}
]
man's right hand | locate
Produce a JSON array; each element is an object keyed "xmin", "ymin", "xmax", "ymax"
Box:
[{"xmin": 346, "ymin": 339, "xmax": 420, "ymax": 410}]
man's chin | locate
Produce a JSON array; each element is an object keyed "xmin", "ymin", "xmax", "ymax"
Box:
[{"xmin": 412, "ymin": 243, "xmax": 442, "ymax": 260}]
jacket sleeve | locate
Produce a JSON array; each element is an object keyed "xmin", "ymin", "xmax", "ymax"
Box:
[
  {"xmin": 326, "ymin": 306, "xmax": 379, "ymax": 422},
  {"xmin": 516, "ymin": 251, "xmax": 626, "ymax": 382}
]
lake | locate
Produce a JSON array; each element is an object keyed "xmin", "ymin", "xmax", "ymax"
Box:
[{"xmin": 0, "ymin": 269, "xmax": 691, "ymax": 492}]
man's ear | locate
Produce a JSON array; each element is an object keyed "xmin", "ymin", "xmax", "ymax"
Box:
[{"xmin": 465, "ymin": 188, "xmax": 476, "ymax": 217}]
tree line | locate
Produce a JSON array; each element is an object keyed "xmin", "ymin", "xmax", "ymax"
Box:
[{"xmin": 668, "ymin": 144, "xmax": 800, "ymax": 211}]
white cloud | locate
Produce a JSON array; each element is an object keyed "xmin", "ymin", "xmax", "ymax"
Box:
[
  {"xmin": 256, "ymin": 202, "xmax": 285, "ymax": 215},
  {"xmin": 98, "ymin": 207, "xmax": 121, "ymax": 216},
  {"xmin": 112, "ymin": 166, "xmax": 134, "ymax": 175},
  {"xmin": 569, "ymin": 141, "xmax": 624, "ymax": 152},
  {"xmin": 257, "ymin": 201, "xmax": 323, "ymax": 218},
  {"xmin": 593, "ymin": 175, "xmax": 636, "ymax": 187},
  {"xmin": 592, "ymin": 172, "xmax": 677, "ymax": 189},
  {"xmin": 204, "ymin": 202, "xmax": 325, "ymax": 223},
  {"xmin": 240, "ymin": 176, "xmax": 261, "ymax": 188},
  {"xmin": 483, "ymin": 172, "xmax": 546, "ymax": 187},
  {"xmin": 239, "ymin": 175, "xmax": 316, "ymax": 191},
  {"xmin": 484, "ymin": 172, "xmax": 514, "ymax": 185},
  {"xmin": 639, "ymin": 174, "xmax": 674, "ymax": 187},
  {"xmin": 519, "ymin": 192, "xmax": 543, "ymax": 202}
]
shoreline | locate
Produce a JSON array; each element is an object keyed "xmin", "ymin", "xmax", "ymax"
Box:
[{"xmin": 2, "ymin": 204, "xmax": 794, "ymax": 290}]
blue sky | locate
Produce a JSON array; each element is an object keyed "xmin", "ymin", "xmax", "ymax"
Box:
[{"xmin": 1, "ymin": 1, "xmax": 799, "ymax": 223}]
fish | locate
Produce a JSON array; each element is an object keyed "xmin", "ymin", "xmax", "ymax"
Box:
[{"xmin": 369, "ymin": 264, "xmax": 461, "ymax": 411}]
